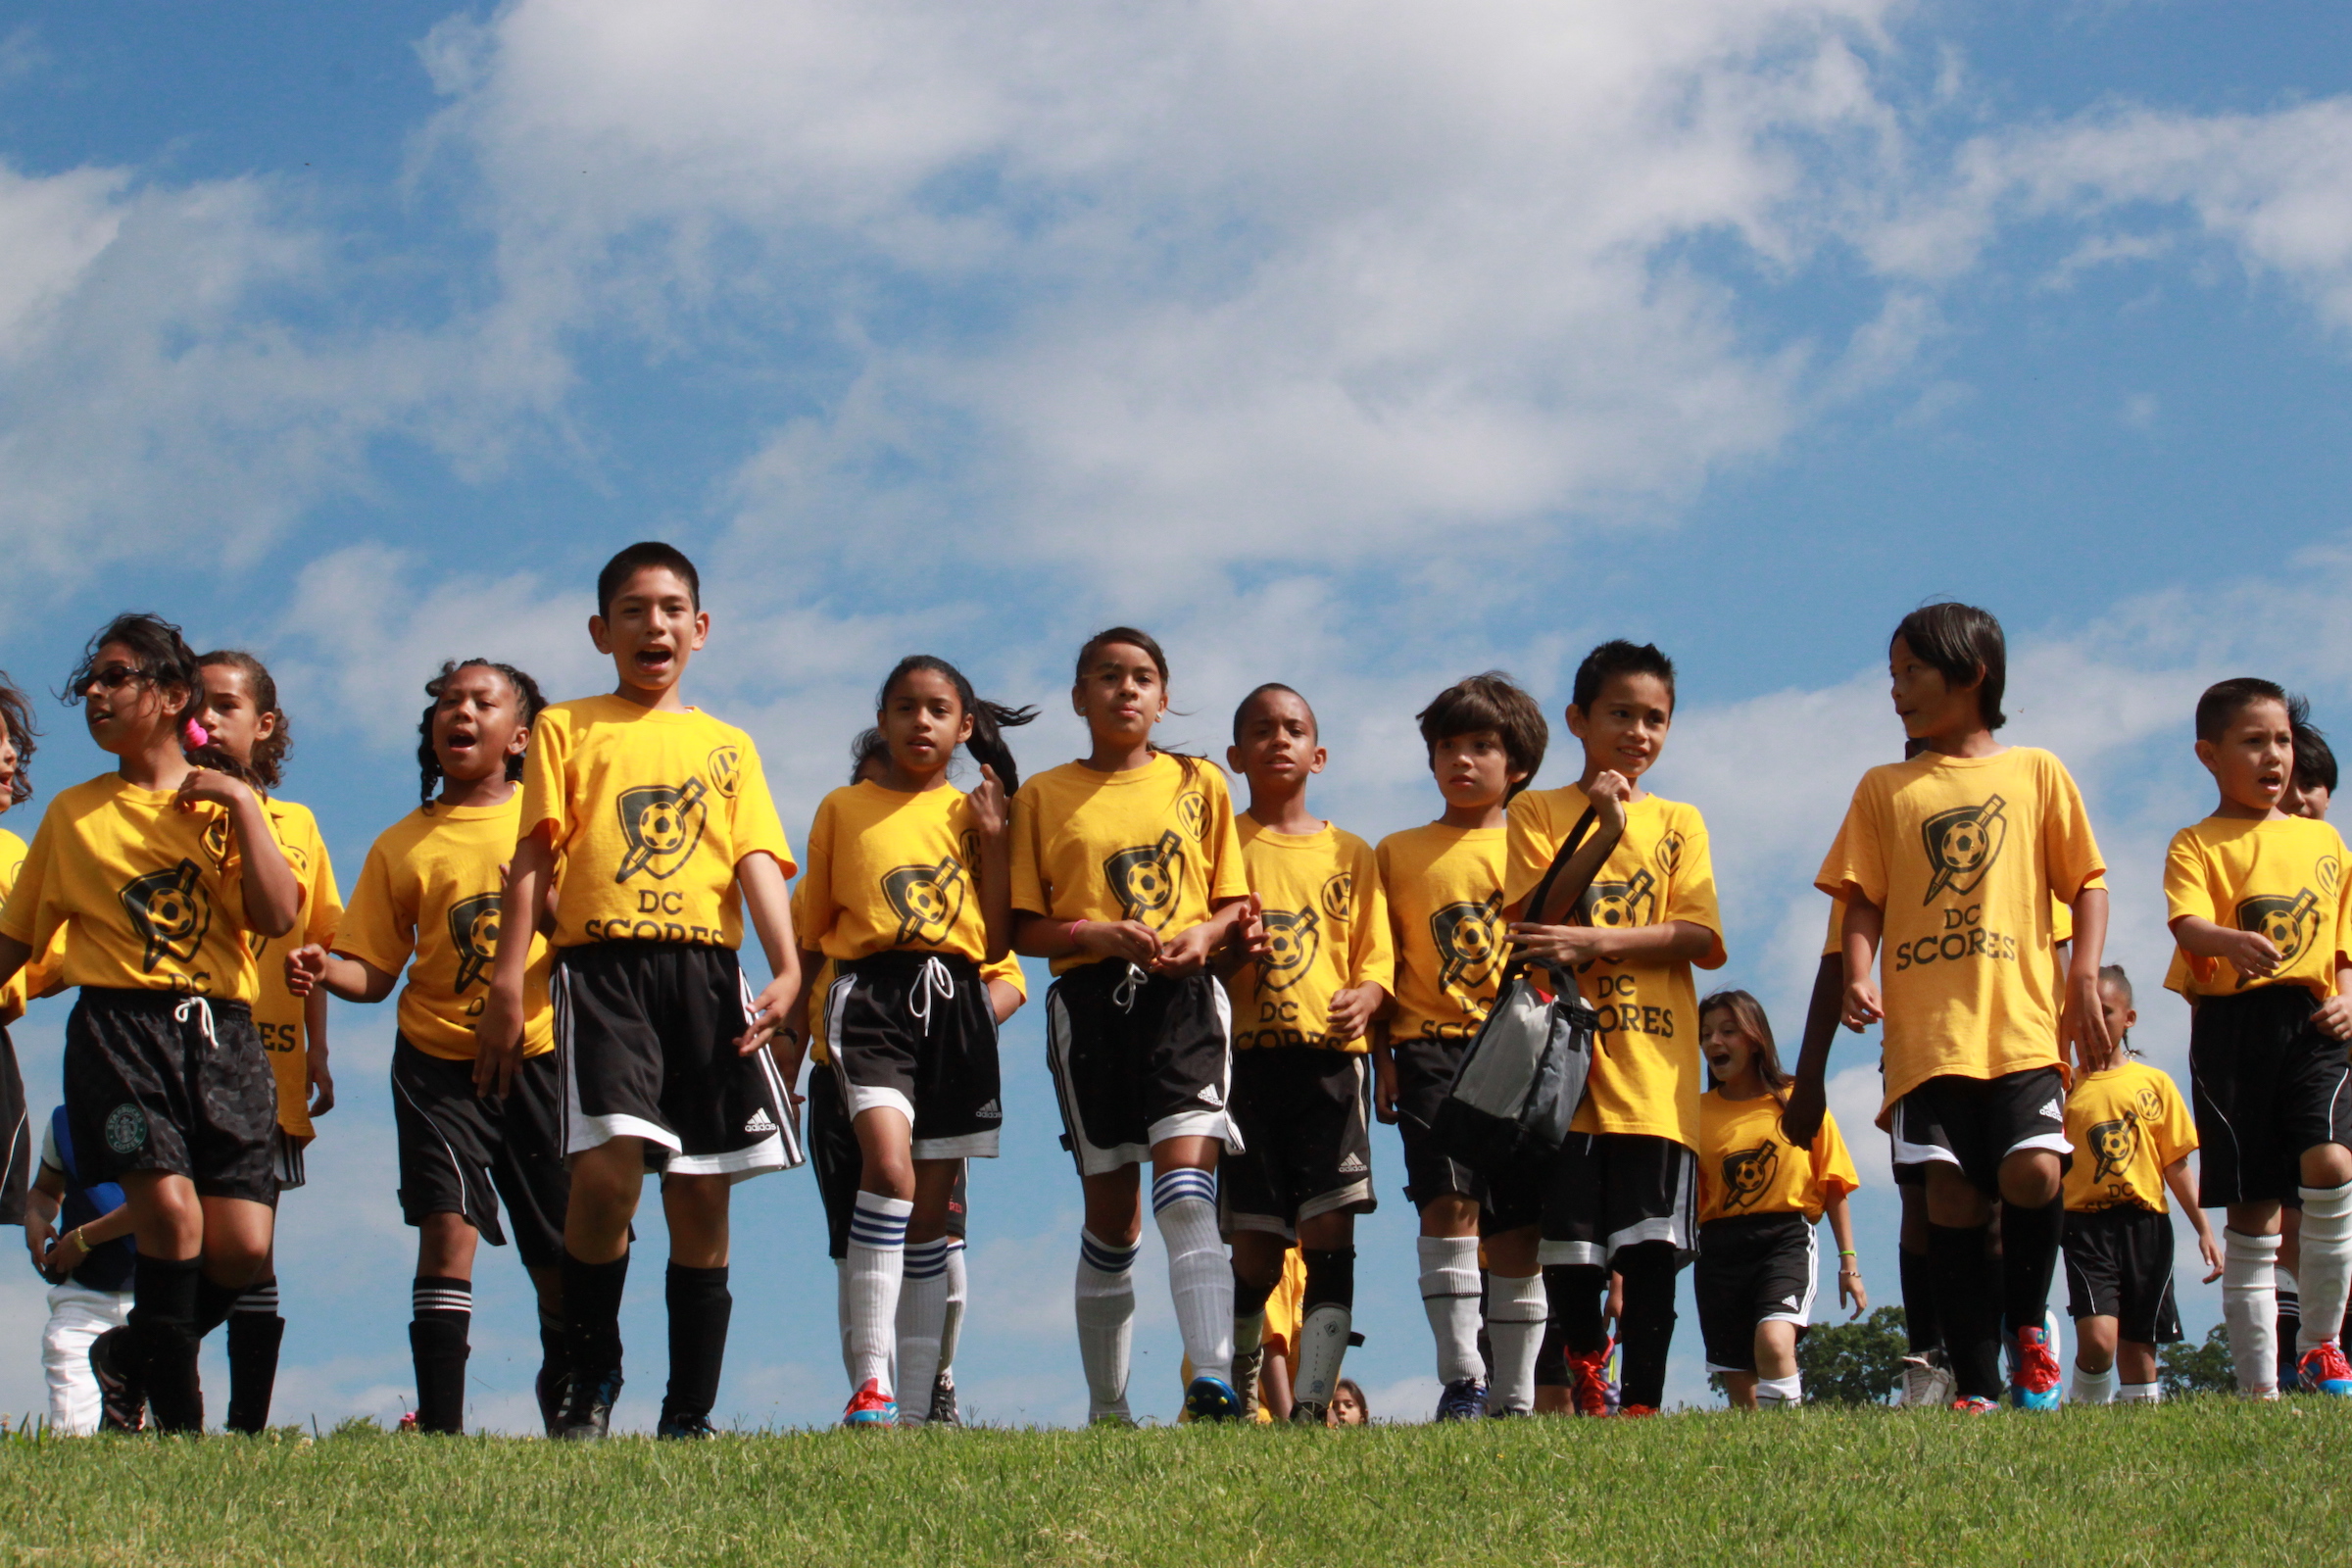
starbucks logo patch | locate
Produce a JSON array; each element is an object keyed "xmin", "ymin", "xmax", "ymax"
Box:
[{"xmin": 103, "ymin": 1102, "xmax": 147, "ymax": 1154}]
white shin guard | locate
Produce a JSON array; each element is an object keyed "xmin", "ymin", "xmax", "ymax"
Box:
[
  {"xmin": 1294, "ymin": 1302, "xmax": 1352, "ymax": 1410},
  {"xmin": 1075, "ymin": 1230, "xmax": 1140, "ymax": 1420},
  {"xmin": 1484, "ymin": 1273, "xmax": 1546, "ymax": 1415},
  {"xmin": 1418, "ymin": 1236, "xmax": 1486, "ymax": 1385},
  {"xmin": 2222, "ymin": 1228, "xmax": 2283, "ymax": 1396},
  {"xmin": 939, "ymin": 1239, "xmax": 968, "ymax": 1375}
]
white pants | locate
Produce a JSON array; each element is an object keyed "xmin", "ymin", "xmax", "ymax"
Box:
[{"xmin": 42, "ymin": 1285, "xmax": 131, "ymax": 1436}]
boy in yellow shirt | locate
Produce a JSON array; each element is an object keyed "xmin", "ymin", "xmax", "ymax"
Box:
[
  {"xmin": 2165, "ymin": 677, "xmax": 2352, "ymax": 1396},
  {"xmin": 1505, "ymin": 640, "xmax": 1722, "ymax": 1418},
  {"xmin": 1220, "ymin": 684, "xmax": 1393, "ymax": 1424},
  {"xmin": 1372, "ymin": 672, "xmax": 1547, "ymax": 1420},
  {"xmin": 478, "ymin": 542, "xmax": 803, "ymax": 1440},
  {"xmin": 1813, "ymin": 603, "xmax": 2109, "ymax": 1412}
]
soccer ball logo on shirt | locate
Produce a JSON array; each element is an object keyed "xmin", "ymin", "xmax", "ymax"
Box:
[
  {"xmin": 1719, "ymin": 1141, "xmax": 1779, "ymax": 1212},
  {"xmin": 446, "ymin": 892, "xmax": 503, "ymax": 993},
  {"xmin": 1429, "ymin": 894, "xmax": 1503, "ymax": 998},
  {"xmin": 1580, "ymin": 868, "xmax": 1657, "ymax": 934},
  {"xmin": 1103, "ymin": 831, "xmax": 1187, "ymax": 928},
  {"xmin": 1919, "ymin": 796, "xmax": 2009, "ymax": 903},
  {"xmin": 613, "ymin": 777, "xmax": 710, "ymax": 882},
  {"xmin": 1257, "ymin": 906, "xmax": 1321, "ymax": 992},
  {"xmin": 2087, "ymin": 1109, "xmax": 2141, "ymax": 1189},
  {"xmin": 882, "ymin": 858, "xmax": 967, "ymax": 947},
  {"xmin": 119, "ymin": 859, "xmax": 214, "ymax": 973},
  {"xmin": 2234, "ymin": 889, "xmax": 2321, "ymax": 982}
]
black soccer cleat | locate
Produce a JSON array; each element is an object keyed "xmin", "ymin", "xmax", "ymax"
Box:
[
  {"xmin": 1290, "ymin": 1399, "xmax": 1329, "ymax": 1427},
  {"xmin": 929, "ymin": 1369, "xmax": 959, "ymax": 1428},
  {"xmin": 90, "ymin": 1328, "xmax": 148, "ymax": 1434},
  {"xmin": 656, "ymin": 1409, "xmax": 717, "ymax": 1440},
  {"xmin": 553, "ymin": 1371, "xmax": 622, "ymax": 1442},
  {"xmin": 535, "ymin": 1363, "xmax": 570, "ymax": 1437}
]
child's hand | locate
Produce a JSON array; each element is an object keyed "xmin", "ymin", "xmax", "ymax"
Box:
[
  {"xmin": 308, "ymin": 1050, "xmax": 336, "ymax": 1118},
  {"xmin": 1838, "ymin": 1262, "xmax": 1867, "ymax": 1318},
  {"xmin": 175, "ymin": 768, "xmax": 251, "ymax": 812},
  {"xmin": 2217, "ymin": 928, "xmax": 2283, "ymax": 985},
  {"xmin": 1152, "ymin": 921, "xmax": 1223, "ymax": 978},
  {"xmin": 736, "ymin": 974, "xmax": 796, "ymax": 1056},
  {"xmin": 472, "ymin": 987, "xmax": 526, "ymax": 1098},
  {"xmin": 1373, "ymin": 1053, "xmax": 1399, "ymax": 1124},
  {"xmin": 2315, "ymin": 996, "xmax": 2352, "ymax": 1042},
  {"xmin": 1508, "ymin": 922, "xmax": 1607, "ymax": 968},
  {"xmin": 2062, "ymin": 967, "xmax": 2112, "ymax": 1069},
  {"xmin": 284, "ymin": 944, "xmax": 327, "ymax": 998},
  {"xmin": 1586, "ymin": 769, "xmax": 1632, "ymax": 834},
  {"xmin": 1840, "ymin": 979, "xmax": 1884, "ymax": 1032},
  {"xmin": 2196, "ymin": 1228, "xmax": 2225, "ymax": 1283},
  {"xmin": 1779, "ymin": 1079, "xmax": 1826, "ymax": 1150},
  {"xmin": 968, "ymin": 764, "xmax": 1010, "ymax": 843},
  {"xmin": 1326, "ymin": 983, "xmax": 1381, "ymax": 1045},
  {"xmin": 1076, "ymin": 919, "xmax": 1161, "ymax": 966}
]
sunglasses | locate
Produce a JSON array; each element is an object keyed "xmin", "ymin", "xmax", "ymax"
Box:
[{"xmin": 85, "ymin": 663, "xmax": 149, "ymax": 693}]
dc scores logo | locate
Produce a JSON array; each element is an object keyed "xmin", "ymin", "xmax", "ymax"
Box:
[
  {"xmin": 2088, "ymin": 1109, "xmax": 2140, "ymax": 1186},
  {"xmin": 447, "ymin": 892, "xmax": 503, "ymax": 993},
  {"xmin": 120, "ymin": 860, "xmax": 213, "ymax": 973},
  {"xmin": 2236, "ymin": 889, "xmax": 2321, "ymax": 982},
  {"xmin": 613, "ymin": 778, "xmax": 710, "ymax": 882},
  {"xmin": 882, "ymin": 858, "xmax": 966, "ymax": 946},
  {"xmin": 1920, "ymin": 796, "xmax": 2008, "ymax": 904},
  {"xmin": 1104, "ymin": 831, "xmax": 1187, "ymax": 928},
  {"xmin": 1720, "ymin": 1142, "xmax": 1779, "ymax": 1212},
  {"xmin": 1580, "ymin": 868, "xmax": 1657, "ymax": 932},
  {"xmin": 1258, "ymin": 906, "xmax": 1320, "ymax": 992},
  {"xmin": 1430, "ymin": 894, "xmax": 1503, "ymax": 996}
]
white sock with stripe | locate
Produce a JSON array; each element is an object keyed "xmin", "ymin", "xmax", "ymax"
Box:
[
  {"xmin": 1153, "ymin": 1167, "xmax": 1233, "ymax": 1383},
  {"xmin": 1485, "ymin": 1273, "xmax": 1546, "ymax": 1414},
  {"xmin": 2222, "ymin": 1228, "xmax": 2281, "ymax": 1396},
  {"xmin": 1755, "ymin": 1373, "xmax": 1802, "ymax": 1408},
  {"xmin": 2295, "ymin": 1182, "xmax": 2352, "ymax": 1357},
  {"xmin": 1075, "ymin": 1230, "xmax": 1139, "ymax": 1421},
  {"xmin": 895, "ymin": 1237, "xmax": 955, "ymax": 1427},
  {"xmin": 2119, "ymin": 1381, "xmax": 2161, "ymax": 1403},
  {"xmin": 1418, "ymin": 1236, "xmax": 1486, "ymax": 1385},
  {"xmin": 2069, "ymin": 1361, "xmax": 2117, "ymax": 1404},
  {"xmin": 846, "ymin": 1192, "xmax": 912, "ymax": 1397}
]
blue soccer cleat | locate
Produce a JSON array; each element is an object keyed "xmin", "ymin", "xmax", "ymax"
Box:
[
  {"xmin": 1185, "ymin": 1374, "xmax": 1241, "ymax": 1422},
  {"xmin": 2010, "ymin": 1325, "xmax": 2062, "ymax": 1411},
  {"xmin": 1434, "ymin": 1378, "xmax": 1489, "ymax": 1421}
]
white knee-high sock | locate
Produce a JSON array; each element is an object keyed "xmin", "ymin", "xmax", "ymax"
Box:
[
  {"xmin": 1153, "ymin": 1167, "xmax": 1233, "ymax": 1381},
  {"xmin": 2223, "ymin": 1228, "xmax": 2282, "ymax": 1396},
  {"xmin": 939, "ymin": 1238, "xmax": 968, "ymax": 1376},
  {"xmin": 895, "ymin": 1237, "xmax": 955, "ymax": 1427},
  {"xmin": 2119, "ymin": 1381, "xmax": 2161, "ymax": 1403},
  {"xmin": 1419, "ymin": 1236, "xmax": 1486, "ymax": 1385},
  {"xmin": 1075, "ymin": 1230, "xmax": 1139, "ymax": 1420},
  {"xmin": 847, "ymin": 1192, "xmax": 912, "ymax": 1396},
  {"xmin": 1755, "ymin": 1373, "xmax": 1802, "ymax": 1408},
  {"xmin": 2069, "ymin": 1361, "xmax": 2117, "ymax": 1404},
  {"xmin": 1485, "ymin": 1273, "xmax": 1546, "ymax": 1414},
  {"xmin": 2296, "ymin": 1183, "xmax": 2352, "ymax": 1355}
]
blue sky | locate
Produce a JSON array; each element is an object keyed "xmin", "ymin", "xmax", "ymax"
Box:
[{"xmin": 4, "ymin": 1, "xmax": 2352, "ymax": 1428}]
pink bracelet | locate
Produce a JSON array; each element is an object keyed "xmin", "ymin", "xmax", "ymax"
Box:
[{"xmin": 1067, "ymin": 919, "xmax": 1088, "ymax": 947}]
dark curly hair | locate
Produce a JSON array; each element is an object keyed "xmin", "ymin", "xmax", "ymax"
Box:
[
  {"xmin": 416, "ymin": 659, "xmax": 549, "ymax": 809},
  {"xmin": 64, "ymin": 613, "xmax": 257, "ymax": 787},
  {"xmin": 196, "ymin": 650, "xmax": 292, "ymax": 792},
  {"xmin": 876, "ymin": 655, "xmax": 1039, "ymax": 795},
  {"xmin": 0, "ymin": 669, "xmax": 35, "ymax": 808}
]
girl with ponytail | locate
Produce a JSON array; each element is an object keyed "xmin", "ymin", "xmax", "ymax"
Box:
[
  {"xmin": 784, "ymin": 656, "xmax": 1036, "ymax": 1427},
  {"xmin": 0, "ymin": 612, "xmax": 301, "ymax": 1434}
]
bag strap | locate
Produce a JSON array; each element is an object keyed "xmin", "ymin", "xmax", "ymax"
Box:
[{"xmin": 1503, "ymin": 805, "xmax": 1599, "ymax": 984}]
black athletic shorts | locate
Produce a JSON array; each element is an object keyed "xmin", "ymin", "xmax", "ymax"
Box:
[
  {"xmin": 2062, "ymin": 1205, "xmax": 2181, "ymax": 1345},
  {"xmin": 1534, "ymin": 1131, "xmax": 1697, "ymax": 1268},
  {"xmin": 1695, "ymin": 1212, "xmax": 1817, "ymax": 1372},
  {"xmin": 1223, "ymin": 1049, "xmax": 1376, "ymax": 1238},
  {"xmin": 0, "ymin": 1023, "xmax": 27, "ymax": 1225},
  {"xmin": 392, "ymin": 1035, "xmax": 570, "ymax": 1269},
  {"xmin": 2189, "ymin": 986, "xmax": 2352, "ymax": 1207},
  {"xmin": 1045, "ymin": 960, "xmax": 1233, "ymax": 1177},
  {"xmin": 809, "ymin": 1067, "xmax": 972, "ymax": 1260},
  {"xmin": 1391, "ymin": 1034, "xmax": 1484, "ymax": 1208},
  {"xmin": 1889, "ymin": 1067, "xmax": 2071, "ymax": 1196},
  {"xmin": 271, "ymin": 1128, "xmax": 308, "ymax": 1193},
  {"xmin": 553, "ymin": 942, "xmax": 801, "ymax": 1180},
  {"xmin": 64, "ymin": 988, "xmax": 277, "ymax": 1204},
  {"xmin": 825, "ymin": 952, "xmax": 1002, "ymax": 1159}
]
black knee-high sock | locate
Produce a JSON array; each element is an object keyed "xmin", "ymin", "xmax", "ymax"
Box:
[
  {"xmin": 535, "ymin": 1297, "xmax": 570, "ymax": 1424},
  {"xmin": 564, "ymin": 1250, "xmax": 630, "ymax": 1387},
  {"xmin": 1544, "ymin": 1262, "xmax": 1610, "ymax": 1354},
  {"xmin": 1899, "ymin": 1245, "xmax": 1940, "ymax": 1354},
  {"xmin": 1929, "ymin": 1224, "xmax": 2000, "ymax": 1399},
  {"xmin": 194, "ymin": 1274, "xmax": 242, "ymax": 1339},
  {"xmin": 410, "ymin": 1276, "xmax": 472, "ymax": 1434},
  {"xmin": 132, "ymin": 1254, "xmax": 205, "ymax": 1433},
  {"xmin": 1999, "ymin": 1196, "xmax": 2063, "ymax": 1342},
  {"xmin": 225, "ymin": 1278, "xmax": 282, "ymax": 1434},
  {"xmin": 1301, "ymin": 1248, "xmax": 1354, "ymax": 1313},
  {"xmin": 1232, "ymin": 1259, "xmax": 1279, "ymax": 1318},
  {"xmin": 1614, "ymin": 1243, "xmax": 1678, "ymax": 1410},
  {"xmin": 662, "ymin": 1262, "xmax": 731, "ymax": 1422}
]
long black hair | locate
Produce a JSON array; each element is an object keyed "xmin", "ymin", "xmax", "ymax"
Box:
[
  {"xmin": 416, "ymin": 659, "xmax": 549, "ymax": 809},
  {"xmin": 876, "ymin": 655, "xmax": 1037, "ymax": 794},
  {"xmin": 0, "ymin": 668, "xmax": 35, "ymax": 808},
  {"xmin": 1073, "ymin": 626, "xmax": 1201, "ymax": 780},
  {"xmin": 196, "ymin": 650, "xmax": 293, "ymax": 792},
  {"xmin": 64, "ymin": 613, "xmax": 257, "ymax": 786}
]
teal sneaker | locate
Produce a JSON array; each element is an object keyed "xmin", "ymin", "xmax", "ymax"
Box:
[{"xmin": 1184, "ymin": 1374, "xmax": 1241, "ymax": 1422}]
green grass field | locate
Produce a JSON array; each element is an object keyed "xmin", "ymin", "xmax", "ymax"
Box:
[{"xmin": 0, "ymin": 1400, "xmax": 2341, "ymax": 1566}]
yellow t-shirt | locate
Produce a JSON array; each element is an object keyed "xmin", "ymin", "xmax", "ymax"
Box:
[
  {"xmin": 805, "ymin": 952, "xmax": 1027, "ymax": 1067},
  {"xmin": 1227, "ymin": 818, "xmax": 1395, "ymax": 1054},
  {"xmin": 334, "ymin": 797, "xmax": 557, "ymax": 1063},
  {"xmin": 1822, "ymin": 892, "xmax": 2078, "ymax": 957},
  {"xmin": 0, "ymin": 827, "xmax": 63, "ymax": 1025},
  {"xmin": 2062, "ymin": 1060, "xmax": 2197, "ymax": 1213},
  {"xmin": 0, "ymin": 775, "xmax": 278, "ymax": 1003},
  {"xmin": 1695, "ymin": 1090, "xmax": 1859, "ymax": 1225},
  {"xmin": 1378, "ymin": 824, "xmax": 1506, "ymax": 1045},
  {"xmin": 521, "ymin": 697, "xmax": 796, "ymax": 950},
  {"xmin": 242, "ymin": 800, "xmax": 342, "ymax": 1139},
  {"xmin": 1008, "ymin": 754, "xmax": 1250, "ymax": 976},
  {"xmin": 793, "ymin": 782, "xmax": 995, "ymax": 965},
  {"xmin": 2162, "ymin": 815, "xmax": 2352, "ymax": 999},
  {"xmin": 1815, "ymin": 748, "xmax": 2105, "ymax": 1110},
  {"xmin": 1505, "ymin": 785, "xmax": 1726, "ymax": 1150}
]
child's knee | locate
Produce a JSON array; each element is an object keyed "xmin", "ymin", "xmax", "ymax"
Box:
[
  {"xmin": 2300, "ymin": 1142, "xmax": 2352, "ymax": 1189},
  {"xmin": 1995, "ymin": 1150, "xmax": 2061, "ymax": 1209}
]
